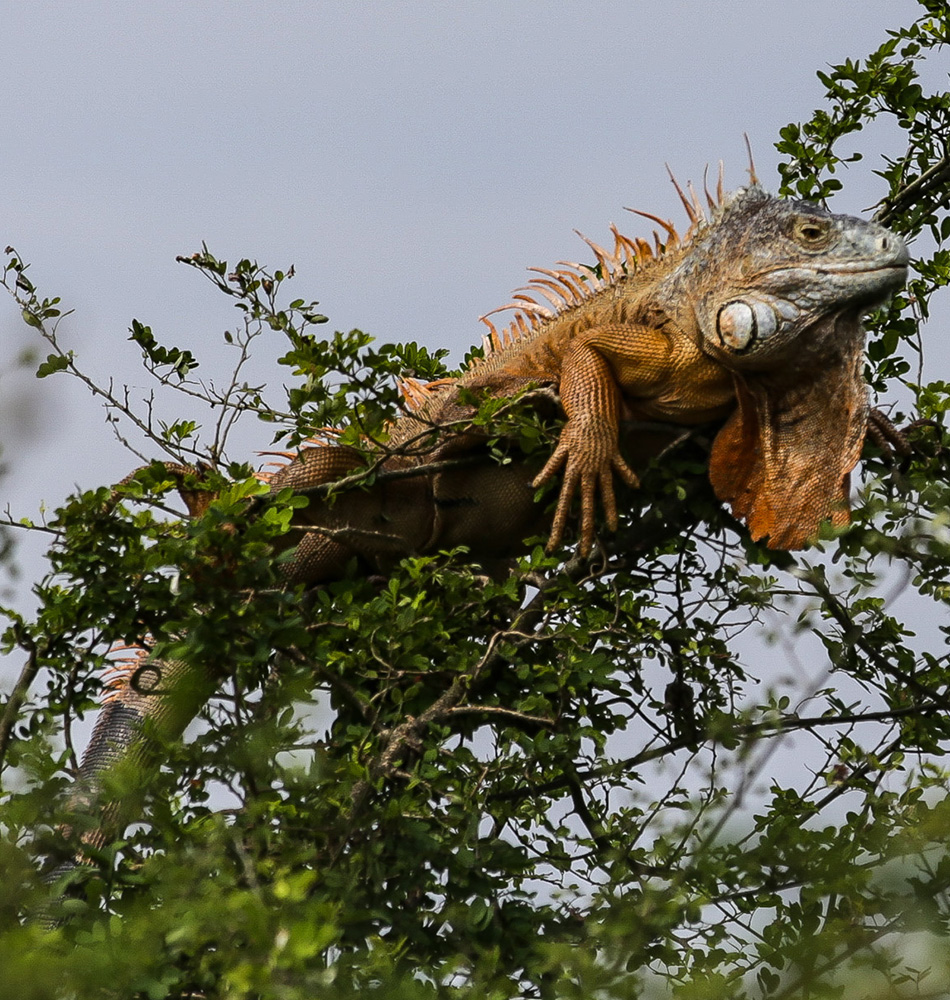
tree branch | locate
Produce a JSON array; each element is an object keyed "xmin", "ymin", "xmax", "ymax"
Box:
[
  {"xmin": 875, "ymin": 152, "xmax": 950, "ymax": 226},
  {"xmin": 0, "ymin": 629, "xmax": 41, "ymax": 771}
]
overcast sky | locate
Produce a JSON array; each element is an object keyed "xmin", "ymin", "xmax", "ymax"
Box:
[{"xmin": 0, "ymin": 0, "xmax": 943, "ymax": 630}]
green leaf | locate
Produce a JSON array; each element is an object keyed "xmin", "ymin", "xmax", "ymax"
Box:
[{"xmin": 35, "ymin": 352, "xmax": 70, "ymax": 377}]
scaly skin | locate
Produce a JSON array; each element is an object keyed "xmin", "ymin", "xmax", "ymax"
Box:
[
  {"xmin": 452, "ymin": 180, "xmax": 909, "ymax": 553},
  {"xmin": 46, "ymin": 174, "xmax": 909, "ymax": 890}
]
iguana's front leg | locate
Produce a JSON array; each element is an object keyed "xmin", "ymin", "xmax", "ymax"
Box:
[{"xmin": 533, "ymin": 327, "xmax": 644, "ymax": 555}]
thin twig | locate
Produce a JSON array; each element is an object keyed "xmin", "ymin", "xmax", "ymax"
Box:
[{"xmin": 875, "ymin": 153, "xmax": 950, "ymax": 225}]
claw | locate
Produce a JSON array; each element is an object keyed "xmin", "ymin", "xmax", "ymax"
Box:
[
  {"xmin": 867, "ymin": 407, "xmax": 914, "ymax": 459},
  {"xmin": 534, "ymin": 427, "xmax": 639, "ymax": 556}
]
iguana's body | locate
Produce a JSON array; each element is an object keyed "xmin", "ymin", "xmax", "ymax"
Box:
[
  {"xmin": 269, "ymin": 176, "xmax": 908, "ymax": 575},
  {"xmin": 47, "ymin": 175, "xmax": 908, "ymax": 886}
]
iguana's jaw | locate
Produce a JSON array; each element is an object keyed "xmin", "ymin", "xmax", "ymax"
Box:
[
  {"xmin": 813, "ymin": 260, "xmax": 909, "ymax": 309},
  {"xmin": 756, "ymin": 233, "xmax": 909, "ymax": 310},
  {"xmin": 696, "ymin": 251, "xmax": 907, "ymax": 368}
]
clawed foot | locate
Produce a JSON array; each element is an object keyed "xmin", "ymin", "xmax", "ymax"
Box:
[
  {"xmin": 866, "ymin": 407, "xmax": 914, "ymax": 460},
  {"xmin": 533, "ymin": 418, "xmax": 638, "ymax": 557}
]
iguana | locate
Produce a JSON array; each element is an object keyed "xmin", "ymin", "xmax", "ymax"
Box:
[{"xmin": 44, "ymin": 170, "xmax": 909, "ymax": 891}]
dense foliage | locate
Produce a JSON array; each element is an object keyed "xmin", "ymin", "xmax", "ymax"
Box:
[{"xmin": 1, "ymin": 3, "xmax": 949, "ymax": 996}]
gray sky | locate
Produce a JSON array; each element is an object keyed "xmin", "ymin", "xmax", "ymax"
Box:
[{"xmin": 0, "ymin": 0, "xmax": 942, "ymax": 616}]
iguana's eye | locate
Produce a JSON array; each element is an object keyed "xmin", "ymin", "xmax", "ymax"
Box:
[{"xmin": 793, "ymin": 217, "xmax": 832, "ymax": 247}]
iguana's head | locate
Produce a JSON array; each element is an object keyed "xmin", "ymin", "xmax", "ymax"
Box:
[
  {"xmin": 680, "ymin": 184, "xmax": 909, "ymax": 550},
  {"xmin": 682, "ymin": 185, "xmax": 908, "ymax": 369}
]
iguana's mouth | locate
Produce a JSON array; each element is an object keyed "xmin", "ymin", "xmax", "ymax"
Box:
[
  {"xmin": 764, "ymin": 261, "xmax": 908, "ymax": 283},
  {"xmin": 821, "ymin": 263, "xmax": 908, "ymax": 275}
]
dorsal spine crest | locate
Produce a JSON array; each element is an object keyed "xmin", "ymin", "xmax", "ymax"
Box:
[{"xmin": 469, "ymin": 170, "xmax": 733, "ymax": 373}]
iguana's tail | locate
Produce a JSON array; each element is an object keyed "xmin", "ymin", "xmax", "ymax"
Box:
[{"xmin": 43, "ymin": 648, "xmax": 220, "ymax": 895}]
